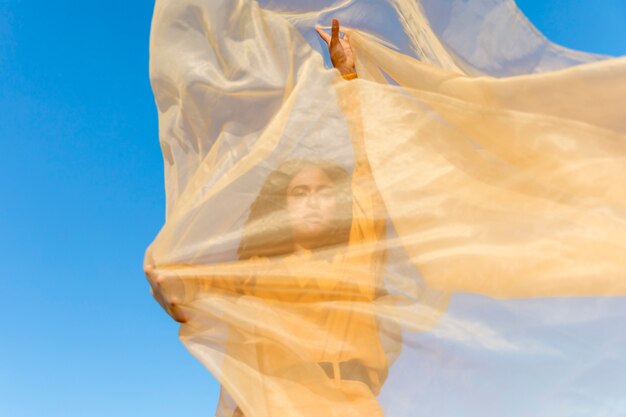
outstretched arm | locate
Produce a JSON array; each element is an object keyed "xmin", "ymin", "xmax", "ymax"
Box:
[
  {"xmin": 319, "ymin": 19, "xmax": 386, "ymax": 296},
  {"xmin": 144, "ymin": 261, "xmax": 261, "ymax": 324},
  {"xmin": 144, "ymin": 256, "xmax": 376, "ymax": 323}
]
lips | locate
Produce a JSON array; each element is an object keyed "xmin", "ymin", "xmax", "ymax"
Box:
[{"xmin": 304, "ymin": 214, "xmax": 323, "ymax": 221}]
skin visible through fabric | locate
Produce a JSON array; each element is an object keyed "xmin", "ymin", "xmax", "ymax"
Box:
[{"xmin": 145, "ymin": 1, "xmax": 626, "ymax": 416}]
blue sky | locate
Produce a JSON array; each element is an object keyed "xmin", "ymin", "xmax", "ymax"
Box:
[{"xmin": 0, "ymin": 1, "xmax": 624, "ymax": 416}]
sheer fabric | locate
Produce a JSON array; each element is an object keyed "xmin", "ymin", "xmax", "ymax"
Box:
[{"xmin": 145, "ymin": 0, "xmax": 626, "ymax": 415}]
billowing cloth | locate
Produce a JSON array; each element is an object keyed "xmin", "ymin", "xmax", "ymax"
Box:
[{"xmin": 145, "ymin": 0, "xmax": 626, "ymax": 415}]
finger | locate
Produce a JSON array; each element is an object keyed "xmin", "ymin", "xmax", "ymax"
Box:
[
  {"xmin": 145, "ymin": 268, "xmax": 189, "ymax": 324},
  {"xmin": 331, "ymin": 19, "xmax": 339, "ymax": 44},
  {"xmin": 344, "ymin": 31, "xmax": 350, "ymax": 44},
  {"xmin": 315, "ymin": 26, "xmax": 331, "ymax": 44},
  {"xmin": 169, "ymin": 299, "xmax": 190, "ymax": 323},
  {"xmin": 151, "ymin": 285, "xmax": 171, "ymax": 317},
  {"xmin": 149, "ymin": 274, "xmax": 171, "ymax": 305}
]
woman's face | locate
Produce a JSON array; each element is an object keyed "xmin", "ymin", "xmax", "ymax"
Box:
[{"xmin": 286, "ymin": 165, "xmax": 338, "ymax": 249}]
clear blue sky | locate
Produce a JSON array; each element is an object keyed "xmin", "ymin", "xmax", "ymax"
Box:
[{"xmin": 0, "ymin": 1, "xmax": 624, "ymax": 416}]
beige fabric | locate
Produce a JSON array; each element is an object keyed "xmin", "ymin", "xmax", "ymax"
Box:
[{"xmin": 145, "ymin": 0, "xmax": 626, "ymax": 415}]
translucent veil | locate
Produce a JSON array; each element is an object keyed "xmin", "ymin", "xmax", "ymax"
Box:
[{"xmin": 145, "ymin": 0, "xmax": 626, "ymax": 415}]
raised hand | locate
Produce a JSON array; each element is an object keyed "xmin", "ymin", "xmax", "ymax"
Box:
[{"xmin": 315, "ymin": 19, "xmax": 355, "ymax": 75}]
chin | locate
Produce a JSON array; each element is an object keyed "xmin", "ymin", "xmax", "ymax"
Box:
[{"xmin": 295, "ymin": 226, "xmax": 332, "ymax": 243}]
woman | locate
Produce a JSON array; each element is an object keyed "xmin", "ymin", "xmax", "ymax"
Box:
[
  {"xmin": 237, "ymin": 159, "xmax": 354, "ymax": 260},
  {"xmin": 145, "ymin": 20, "xmax": 395, "ymax": 417}
]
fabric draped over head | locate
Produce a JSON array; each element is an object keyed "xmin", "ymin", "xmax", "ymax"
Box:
[
  {"xmin": 237, "ymin": 159, "xmax": 354, "ymax": 260},
  {"xmin": 145, "ymin": 0, "xmax": 626, "ymax": 415}
]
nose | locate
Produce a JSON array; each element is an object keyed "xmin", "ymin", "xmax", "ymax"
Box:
[{"xmin": 305, "ymin": 193, "xmax": 321, "ymax": 208}]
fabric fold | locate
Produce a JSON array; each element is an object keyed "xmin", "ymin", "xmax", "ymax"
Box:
[{"xmin": 146, "ymin": 0, "xmax": 626, "ymax": 415}]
